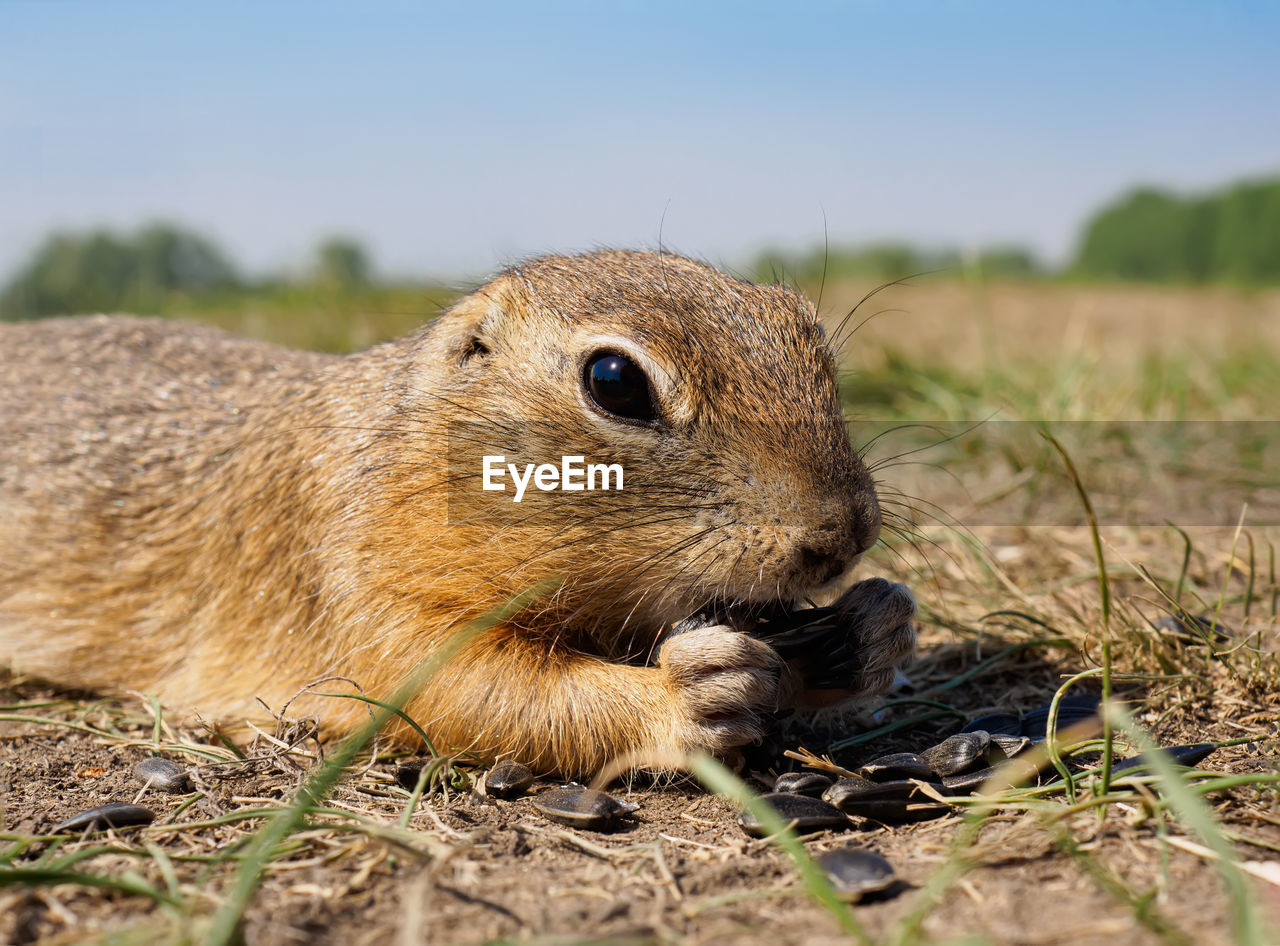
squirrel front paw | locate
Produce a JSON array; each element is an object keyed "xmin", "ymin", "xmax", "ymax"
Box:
[
  {"xmin": 829, "ymin": 577, "xmax": 917, "ymax": 696},
  {"xmin": 770, "ymin": 577, "xmax": 916, "ymax": 705},
  {"xmin": 657, "ymin": 625, "xmax": 789, "ymax": 753}
]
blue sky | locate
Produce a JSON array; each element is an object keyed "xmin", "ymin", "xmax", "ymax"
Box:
[{"xmin": 2, "ymin": 1, "xmax": 1277, "ymax": 280}]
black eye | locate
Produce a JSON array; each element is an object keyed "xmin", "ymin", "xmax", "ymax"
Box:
[{"xmin": 584, "ymin": 352, "xmax": 656, "ymax": 423}]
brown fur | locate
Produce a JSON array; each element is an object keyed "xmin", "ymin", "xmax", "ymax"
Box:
[{"xmin": 0, "ymin": 251, "xmax": 913, "ymax": 775}]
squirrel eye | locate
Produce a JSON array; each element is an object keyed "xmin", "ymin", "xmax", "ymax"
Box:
[{"xmin": 584, "ymin": 352, "xmax": 656, "ymax": 423}]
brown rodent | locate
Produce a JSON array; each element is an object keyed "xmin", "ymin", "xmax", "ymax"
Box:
[{"xmin": 0, "ymin": 250, "xmax": 915, "ymax": 775}]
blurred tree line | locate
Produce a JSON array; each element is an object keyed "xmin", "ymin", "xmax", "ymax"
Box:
[
  {"xmin": 1072, "ymin": 177, "xmax": 1280, "ymax": 284},
  {"xmin": 0, "ymin": 224, "xmax": 377, "ymax": 320},
  {"xmin": 3, "ymin": 173, "xmax": 1277, "ymax": 320},
  {"xmin": 752, "ymin": 243, "xmax": 1041, "ymax": 285},
  {"xmin": 753, "ymin": 174, "xmax": 1279, "ymax": 288}
]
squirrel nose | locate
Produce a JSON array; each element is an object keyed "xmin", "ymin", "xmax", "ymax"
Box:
[
  {"xmin": 796, "ymin": 543, "xmax": 848, "ymax": 585},
  {"xmin": 852, "ymin": 501, "xmax": 882, "ymax": 555},
  {"xmin": 846, "ymin": 476, "xmax": 883, "ymax": 555},
  {"xmin": 811, "ymin": 487, "xmax": 882, "ymax": 558}
]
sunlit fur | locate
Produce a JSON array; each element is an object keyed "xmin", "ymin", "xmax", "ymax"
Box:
[{"xmin": 0, "ymin": 250, "xmax": 911, "ymax": 775}]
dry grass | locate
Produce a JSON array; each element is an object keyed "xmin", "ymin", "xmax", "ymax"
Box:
[{"xmin": 1, "ymin": 276, "xmax": 1278, "ymax": 945}]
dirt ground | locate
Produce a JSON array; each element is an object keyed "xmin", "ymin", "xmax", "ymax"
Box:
[{"xmin": 3, "ymin": 600, "xmax": 1278, "ymax": 946}]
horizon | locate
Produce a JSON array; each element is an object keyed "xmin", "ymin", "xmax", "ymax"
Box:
[{"xmin": 3, "ymin": 1, "xmax": 1278, "ymax": 282}]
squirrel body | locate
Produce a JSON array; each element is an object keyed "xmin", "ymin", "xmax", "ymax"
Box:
[{"xmin": 0, "ymin": 251, "xmax": 914, "ymax": 774}]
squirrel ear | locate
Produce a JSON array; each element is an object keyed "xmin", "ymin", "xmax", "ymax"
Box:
[{"xmin": 431, "ymin": 277, "xmax": 513, "ymax": 366}]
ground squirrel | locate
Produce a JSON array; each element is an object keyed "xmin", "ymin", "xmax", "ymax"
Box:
[{"xmin": 0, "ymin": 250, "xmax": 915, "ymax": 775}]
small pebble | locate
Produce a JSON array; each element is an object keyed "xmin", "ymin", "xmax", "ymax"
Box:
[
  {"xmin": 738, "ymin": 793, "xmax": 849, "ymax": 838},
  {"xmin": 533, "ymin": 786, "xmax": 637, "ymax": 831},
  {"xmin": 132, "ymin": 758, "xmax": 191, "ymax": 794},
  {"xmin": 52, "ymin": 803, "xmax": 155, "ymax": 834},
  {"xmin": 774, "ymin": 771, "xmax": 834, "ymax": 797},
  {"xmin": 857, "ymin": 752, "xmax": 936, "ymax": 782},
  {"xmin": 486, "ymin": 760, "xmax": 534, "ymax": 799},
  {"xmin": 815, "ymin": 846, "xmax": 897, "ymax": 902}
]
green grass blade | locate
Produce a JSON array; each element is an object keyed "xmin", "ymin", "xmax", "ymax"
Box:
[
  {"xmin": 1110, "ymin": 702, "xmax": 1269, "ymax": 946},
  {"xmin": 1039, "ymin": 427, "xmax": 1115, "ymax": 795},
  {"xmin": 312, "ymin": 691, "xmax": 437, "ymax": 755}
]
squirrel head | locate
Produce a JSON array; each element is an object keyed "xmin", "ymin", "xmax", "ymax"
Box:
[{"xmin": 404, "ymin": 250, "xmax": 881, "ymax": 648}]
